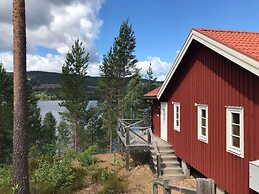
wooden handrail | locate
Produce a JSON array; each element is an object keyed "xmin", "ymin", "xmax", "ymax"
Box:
[
  {"xmin": 147, "ymin": 128, "xmax": 161, "ymax": 178},
  {"xmin": 153, "ymin": 179, "xmax": 215, "ymax": 194},
  {"xmin": 117, "ymin": 118, "xmax": 162, "ymax": 177}
]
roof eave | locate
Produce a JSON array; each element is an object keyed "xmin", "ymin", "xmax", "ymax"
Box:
[{"xmin": 158, "ymin": 29, "xmax": 259, "ymax": 100}]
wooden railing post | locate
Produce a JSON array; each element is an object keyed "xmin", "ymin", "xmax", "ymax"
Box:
[
  {"xmin": 126, "ymin": 127, "xmax": 130, "ymax": 145},
  {"xmin": 157, "ymin": 154, "xmax": 162, "ymax": 178},
  {"xmin": 153, "ymin": 182, "xmax": 158, "ymax": 194},
  {"xmin": 197, "ymin": 178, "xmax": 215, "ymax": 194},
  {"xmin": 148, "ymin": 129, "xmax": 151, "ymax": 144},
  {"xmin": 163, "ymin": 180, "xmax": 171, "ymax": 194},
  {"xmin": 125, "ymin": 147, "xmax": 129, "ymax": 171}
]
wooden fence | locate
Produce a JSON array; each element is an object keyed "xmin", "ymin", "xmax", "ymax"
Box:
[
  {"xmin": 117, "ymin": 118, "xmax": 162, "ymax": 177},
  {"xmin": 153, "ymin": 178, "xmax": 215, "ymax": 194}
]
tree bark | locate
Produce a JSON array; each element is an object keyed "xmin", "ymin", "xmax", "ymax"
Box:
[{"xmin": 13, "ymin": 0, "xmax": 30, "ymax": 193}]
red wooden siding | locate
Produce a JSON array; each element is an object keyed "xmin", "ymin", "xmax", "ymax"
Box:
[
  {"xmin": 152, "ymin": 100, "xmax": 161, "ymax": 137},
  {"xmin": 161, "ymin": 41, "xmax": 259, "ymax": 194}
]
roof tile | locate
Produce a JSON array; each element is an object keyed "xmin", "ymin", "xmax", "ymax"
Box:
[
  {"xmin": 194, "ymin": 28, "xmax": 259, "ymax": 62},
  {"xmin": 143, "ymin": 86, "xmax": 161, "ymax": 98}
]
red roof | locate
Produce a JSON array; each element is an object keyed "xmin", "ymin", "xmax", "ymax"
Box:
[
  {"xmin": 194, "ymin": 28, "xmax": 259, "ymax": 62},
  {"xmin": 144, "ymin": 86, "xmax": 161, "ymax": 98}
]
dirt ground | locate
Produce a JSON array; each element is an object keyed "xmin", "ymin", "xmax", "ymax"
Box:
[{"xmin": 75, "ymin": 153, "xmax": 196, "ymax": 194}]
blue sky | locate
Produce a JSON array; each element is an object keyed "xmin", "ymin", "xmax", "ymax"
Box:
[
  {"xmin": 1, "ymin": 0, "xmax": 259, "ymax": 80},
  {"xmin": 97, "ymin": 0, "xmax": 259, "ymax": 62}
]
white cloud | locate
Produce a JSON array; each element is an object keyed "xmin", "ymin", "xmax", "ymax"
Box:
[
  {"xmin": 0, "ymin": 52, "xmax": 101, "ymax": 76},
  {"xmin": 136, "ymin": 56, "xmax": 172, "ymax": 81},
  {"xmin": 0, "ymin": 0, "xmax": 104, "ymax": 62}
]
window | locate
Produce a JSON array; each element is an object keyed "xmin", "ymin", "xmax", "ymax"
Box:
[
  {"xmin": 197, "ymin": 104, "xmax": 208, "ymax": 143},
  {"xmin": 173, "ymin": 102, "xmax": 180, "ymax": 131},
  {"xmin": 226, "ymin": 106, "xmax": 244, "ymax": 158}
]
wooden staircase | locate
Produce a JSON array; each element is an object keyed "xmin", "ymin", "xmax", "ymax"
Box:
[{"xmin": 150, "ymin": 137, "xmax": 185, "ymax": 180}]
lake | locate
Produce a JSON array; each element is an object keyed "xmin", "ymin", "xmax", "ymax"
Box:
[{"xmin": 38, "ymin": 100, "xmax": 97, "ymax": 123}]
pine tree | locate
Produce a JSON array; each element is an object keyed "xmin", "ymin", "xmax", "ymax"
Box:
[
  {"xmin": 60, "ymin": 39, "xmax": 89, "ymax": 151},
  {"xmin": 98, "ymin": 49, "xmax": 118, "ymax": 152},
  {"xmin": 98, "ymin": 19, "xmax": 137, "ymax": 152},
  {"xmin": 57, "ymin": 118, "xmax": 71, "ymax": 156},
  {"xmin": 124, "ymin": 70, "xmax": 145, "ymax": 119},
  {"xmin": 40, "ymin": 112, "xmax": 57, "ymax": 154},
  {"xmin": 145, "ymin": 63, "xmax": 157, "ymax": 93},
  {"xmin": 13, "ymin": 0, "xmax": 30, "ymax": 192},
  {"xmin": 0, "ymin": 63, "xmax": 13, "ymax": 164},
  {"xmin": 113, "ymin": 19, "xmax": 138, "ymax": 119}
]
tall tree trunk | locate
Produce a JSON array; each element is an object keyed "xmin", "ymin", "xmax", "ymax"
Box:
[
  {"xmin": 71, "ymin": 115, "xmax": 77, "ymax": 151},
  {"xmin": 109, "ymin": 117, "xmax": 112, "ymax": 153},
  {"xmin": 13, "ymin": 0, "xmax": 30, "ymax": 193}
]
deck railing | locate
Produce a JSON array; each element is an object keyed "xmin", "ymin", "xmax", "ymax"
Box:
[
  {"xmin": 153, "ymin": 178, "xmax": 215, "ymax": 194},
  {"xmin": 117, "ymin": 118, "xmax": 162, "ymax": 177}
]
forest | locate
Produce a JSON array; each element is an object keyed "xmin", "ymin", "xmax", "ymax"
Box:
[{"xmin": 0, "ymin": 16, "xmax": 160, "ymax": 194}]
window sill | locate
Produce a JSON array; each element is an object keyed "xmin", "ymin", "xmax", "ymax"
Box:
[
  {"xmin": 174, "ymin": 128, "xmax": 180, "ymax": 132},
  {"xmin": 227, "ymin": 146, "xmax": 244, "ymax": 158},
  {"xmin": 198, "ymin": 136, "xmax": 208, "ymax": 144}
]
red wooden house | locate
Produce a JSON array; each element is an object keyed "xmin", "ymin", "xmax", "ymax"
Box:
[{"xmin": 145, "ymin": 29, "xmax": 259, "ymax": 194}]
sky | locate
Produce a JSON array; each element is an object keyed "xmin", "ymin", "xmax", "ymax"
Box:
[{"xmin": 1, "ymin": 0, "xmax": 259, "ymax": 81}]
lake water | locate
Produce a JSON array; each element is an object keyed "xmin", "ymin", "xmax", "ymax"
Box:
[{"xmin": 38, "ymin": 100, "xmax": 97, "ymax": 123}]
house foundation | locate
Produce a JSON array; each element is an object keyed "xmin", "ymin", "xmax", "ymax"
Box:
[{"xmin": 181, "ymin": 160, "xmax": 190, "ymax": 177}]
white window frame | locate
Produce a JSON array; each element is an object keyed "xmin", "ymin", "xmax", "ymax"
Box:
[
  {"xmin": 197, "ymin": 104, "xmax": 208, "ymax": 143},
  {"xmin": 173, "ymin": 102, "xmax": 180, "ymax": 131},
  {"xmin": 226, "ymin": 106, "xmax": 244, "ymax": 158}
]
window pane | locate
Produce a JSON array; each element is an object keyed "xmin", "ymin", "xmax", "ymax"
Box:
[
  {"xmin": 176, "ymin": 113, "xmax": 179, "ymax": 119},
  {"xmin": 232, "ymin": 124, "xmax": 240, "ymax": 136},
  {"xmin": 201, "ymin": 109, "xmax": 206, "ymax": 118},
  {"xmin": 176, "ymin": 120, "xmax": 179, "ymax": 127},
  {"xmin": 176, "ymin": 106, "xmax": 179, "ymax": 113},
  {"xmin": 201, "ymin": 118, "xmax": 206, "ymax": 127},
  {"xmin": 202, "ymin": 127, "xmax": 206, "ymax": 136},
  {"xmin": 232, "ymin": 136, "xmax": 240, "ymax": 148},
  {"xmin": 232, "ymin": 113, "xmax": 240, "ymax": 124}
]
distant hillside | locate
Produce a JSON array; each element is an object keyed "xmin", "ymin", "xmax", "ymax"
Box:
[
  {"xmin": 27, "ymin": 71, "xmax": 100, "ymax": 99},
  {"xmin": 26, "ymin": 71, "xmax": 162, "ymax": 100}
]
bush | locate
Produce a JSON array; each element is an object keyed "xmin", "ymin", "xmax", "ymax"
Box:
[
  {"xmin": 99, "ymin": 173, "xmax": 125, "ymax": 194},
  {"xmin": 33, "ymin": 156, "xmax": 75, "ymax": 192},
  {"xmin": 0, "ymin": 166, "xmax": 12, "ymax": 194},
  {"xmin": 0, "ymin": 165, "xmax": 12, "ymax": 187},
  {"xmin": 78, "ymin": 145, "xmax": 98, "ymax": 167},
  {"xmin": 91, "ymin": 168, "xmax": 110, "ymax": 184}
]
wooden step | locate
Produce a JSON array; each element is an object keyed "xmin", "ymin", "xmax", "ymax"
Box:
[
  {"xmin": 150, "ymin": 149, "xmax": 175, "ymax": 156},
  {"xmin": 153, "ymin": 160, "xmax": 180, "ymax": 168},
  {"xmin": 160, "ymin": 173, "xmax": 185, "ymax": 180},
  {"xmin": 162, "ymin": 166, "xmax": 182, "ymax": 174}
]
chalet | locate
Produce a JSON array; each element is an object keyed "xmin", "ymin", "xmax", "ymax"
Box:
[{"xmin": 145, "ymin": 29, "xmax": 259, "ymax": 194}]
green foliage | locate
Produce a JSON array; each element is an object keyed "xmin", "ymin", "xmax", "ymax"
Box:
[
  {"xmin": 78, "ymin": 145, "xmax": 98, "ymax": 167},
  {"xmin": 33, "ymin": 156, "xmax": 75, "ymax": 192},
  {"xmin": 124, "ymin": 70, "xmax": 146, "ymax": 119},
  {"xmin": 38, "ymin": 112, "xmax": 57, "ymax": 154},
  {"xmin": 0, "ymin": 64, "xmax": 13, "ymax": 164},
  {"xmin": 144, "ymin": 63, "xmax": 157, "ymax": 93},
  {"xmin": 98, "ymin": 173, "xmax": 125, "ymax": 194},
  {"xmin": 57, "ymin": 118, "xmax": 71, "ymax": 155},
  {"xmin": 60, "ymin": 39, "xmax": 89, "ymax": 151},
  {"xmin": 81, "ymin": 107, "xmax": 106, "ymax": 151},
  {"xmin": 34, "ymin": 92, "xmax": 58, "ymax": 101},
  {"xmin": 91, "ymin": 168, "xmax": 110, "ymax": 184},
  {"xmin": 28, "ymin": 84, "xmax": 43, "ymax": 148},
  {"xmin": 0, "ymin": 165, "xmax": 12, "ymax": 187},
  {"xmin": 99, "ymin": 19, "xmax": 137, "ymax": 152}
]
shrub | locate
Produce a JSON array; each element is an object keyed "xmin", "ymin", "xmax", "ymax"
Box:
[
  {"xmin": 33, "ymin": 156, "xmax": 75, "ymax": 192},
  {"xmin": 0, "ymin": 166, "xmax": 12, "ymax": 194},
  {"xmin": 78, "ymin": 145, "xmax": 98, "ymax": 167},
  {"xmin": 0, "ymin": 165, "xmax": 12, "ymax": 187},
  {"xmin": 91, "ymin": 168, "xmax": 110, "ymax": 184},
  {"xmin": 99, "ymin": 173, "xmax": 125, "ymax": 194}
]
